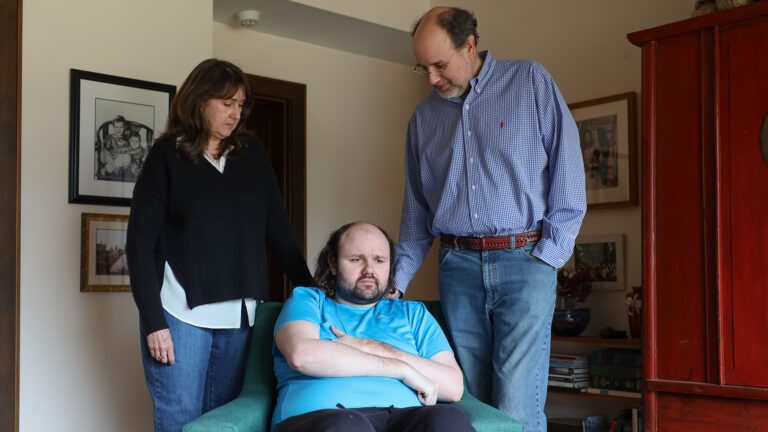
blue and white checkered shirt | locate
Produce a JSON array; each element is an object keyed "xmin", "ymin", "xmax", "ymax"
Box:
[{"xmin": 394, "ymin": 51, "xmax": 586, "ymax": 292}]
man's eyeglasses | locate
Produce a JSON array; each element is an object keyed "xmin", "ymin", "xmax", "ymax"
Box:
[{"xmin": 412, "ymin": 51, "xmax": 457, "ymax": 76}]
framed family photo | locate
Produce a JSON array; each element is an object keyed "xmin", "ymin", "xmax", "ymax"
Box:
[
  {"xmin": 69, "ymin": 69, "xmax": 175, "ymax": 206},
  {"xmin": 81, "ymin": 213, "xmax": 131, "ymax": 292},
  {"xmin": 569, "ymin": 92, "xmax": 638, "ymax": 210},
  {"xmin": 571, "ymin": 233, "xmax": 625, "ymax": 290}
]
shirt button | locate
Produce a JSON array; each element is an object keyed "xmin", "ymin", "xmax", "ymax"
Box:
[
  {"xmin": 465, "ymin": 104, "xmax": 470, "ymax": 110},
  {"xmin": 471, "ymin": 185, "xmax": 476, "ymax": 190},
  {"xmin": 473, "ymin": 213, "xmax": 478, "ymax": 219},
  {"xmin": 467, "ymin": 130, "xmax": 472, "ymax": 136},
  {"xmin": 469, "ymin": 158, "xmax": 474, "ymax": 163}
]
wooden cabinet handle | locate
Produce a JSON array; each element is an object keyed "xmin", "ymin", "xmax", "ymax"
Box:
[{"xmin": 763, "ymin": 111, "xmax": 768, "ymax": 168}]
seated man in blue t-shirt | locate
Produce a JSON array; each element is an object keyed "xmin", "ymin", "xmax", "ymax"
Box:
[{"xmin": 272, "ymin": 221, "xmax": 476, "ymax": 432}]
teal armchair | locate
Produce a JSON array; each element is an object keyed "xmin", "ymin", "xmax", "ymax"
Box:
[{"xmin": 183, "ymin": 301, "xmax": 522, "ymax": 432}]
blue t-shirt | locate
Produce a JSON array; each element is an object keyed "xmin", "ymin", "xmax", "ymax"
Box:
[{"xmin": 271, "ymin": 287, "xmax": 453, "ymax": 427}]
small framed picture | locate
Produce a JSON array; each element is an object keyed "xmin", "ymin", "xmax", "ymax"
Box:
[
  {"xmin": 81, "ymin": 213, "xmax": 130, "ymax": 292},
  {"xmin": 571, "ymin": 233, "xmax": 625, "ymax": 290},
  {"xmin": 569, "ymin": 92, "xmax": 638, "ymax": 210},
  {"xmin": 69, "ymin": 69, "xmax": 175, "ymax": 206}
]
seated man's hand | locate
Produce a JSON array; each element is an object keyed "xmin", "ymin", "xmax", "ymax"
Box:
[
  {"xmin": 330, "ymin": 325, "xmax": 397, "ymax": 358},
  {"xmin": 400, "ymin": 365, "xmax": 438, "ymax": 406}
]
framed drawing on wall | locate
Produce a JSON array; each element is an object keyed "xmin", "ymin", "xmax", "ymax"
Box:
[
  {"xmin": 571, "ymin": 233, "xmax": 625, "ymax": 290},
  {"xmin": 569, "ymin": 92, "xmax": 638, "ymax": 210},
  {"xmin": 81, "ymin": 213, "xmax": 131, "ymax": 292},
  {"xmin": 69, "ymin": 69, "xmax": 175, "ymax": 206}
]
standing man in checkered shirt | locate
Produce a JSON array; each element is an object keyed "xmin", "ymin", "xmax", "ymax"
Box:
[{"xmin": 393, "ymin": 7, "xmax": 586, "ymax": 432}]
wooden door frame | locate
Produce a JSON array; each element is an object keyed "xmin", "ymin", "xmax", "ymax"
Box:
[
  {"xmin": 245, "ymin": 74, "xmax": 307, "ymax": 300},
  {"xmin": 0, "ymin": 0, "xmax": 21, "ymax": 431}
]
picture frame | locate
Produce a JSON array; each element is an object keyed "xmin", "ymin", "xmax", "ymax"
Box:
[
  {"xmin": 80, "ymin": 212, "xmax": 131, "ymax": 292},
  {"xmin": 69, "ymin": 69, "xmax": 175, "ymax": 206},
  {"xmin": 568, "ymin": 92, "xmax": 638, "ymax": 210},
  {"xmin": 570, "ymin": 233, "xmax": 625, "ymax": 290}
]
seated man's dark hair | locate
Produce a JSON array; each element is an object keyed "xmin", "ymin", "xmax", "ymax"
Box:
[{"xmin": 314, "ymin": 222, "xmax": 397, "ymax": 298}]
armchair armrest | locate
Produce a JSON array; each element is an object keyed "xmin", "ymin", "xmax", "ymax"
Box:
[
  {"xmin": 452, "ymin": 390, "xmax": 523, "ymax": 432},
  {"xmin": 182, "ymin": 394, "xmax": 272, "ymax": 432}
]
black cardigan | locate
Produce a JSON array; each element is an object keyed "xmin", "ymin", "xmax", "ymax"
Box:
[{"xmin": 127, "ymin": 137, "xmax": 313, "ymax": 335}]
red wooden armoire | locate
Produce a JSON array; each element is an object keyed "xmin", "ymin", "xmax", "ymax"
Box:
[{"xmin": 628, "ymin": 3, "xmax": 768, "ymax": 431}]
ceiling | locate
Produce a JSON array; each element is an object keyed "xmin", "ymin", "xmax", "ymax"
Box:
[{"xmin": 213, "ymin": 0, "xmax": 414, "ymax": 65}]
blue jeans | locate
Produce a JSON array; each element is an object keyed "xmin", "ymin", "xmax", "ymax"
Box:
[
  {"xmin": 139, "ymin": 309, "xmax": 251, "ymax": 432},
  {"xmin": 438, "ymin": 241, "xmax": 556, "ymax": 432}
]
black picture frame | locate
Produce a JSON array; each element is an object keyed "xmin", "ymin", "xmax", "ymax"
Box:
[{"xmin": 69, "ymin": 69, "xmax": 175, "ymax": 206}]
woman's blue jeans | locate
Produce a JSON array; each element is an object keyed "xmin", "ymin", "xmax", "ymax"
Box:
[
  {"xmin": 438, "ymin": 241, "xmax": 556, "ymax": 432},
  {"xmin": 139, "ymin": 309, "xmax": 251, "ymax": 432}
]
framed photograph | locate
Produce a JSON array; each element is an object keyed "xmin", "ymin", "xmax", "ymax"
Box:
[
  {"xmin": 69, "ymin": 69, "xmax": 175, "ymax": 206},
  {"xmin": 569, "ymin": 92, "xmax": 638, "ymax": 210},
  {"xmin": 571, "ymin": 233, "xmax": 625, "ymax": 290},
  {"xmin": 81, "ymin": 213, "xmax": 131, "ymax": 292}
]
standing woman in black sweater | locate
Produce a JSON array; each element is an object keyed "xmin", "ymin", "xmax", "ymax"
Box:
[{"xmin": 127, "ymin": 59, "xmax": 313, "ymax": 432}]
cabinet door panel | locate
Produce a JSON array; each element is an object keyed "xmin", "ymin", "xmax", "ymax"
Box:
[
  {"xmin": 652, "ymin": 33, "xmax": 712, "ymax": 383},
  {"xmin": 721, "ymin": 17, "xmax": 768, "ymax": 387}
]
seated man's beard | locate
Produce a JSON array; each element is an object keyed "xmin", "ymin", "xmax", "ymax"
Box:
[{"xmin": 335, "ymin": 276, "xmax": 386, "ymax": 305}]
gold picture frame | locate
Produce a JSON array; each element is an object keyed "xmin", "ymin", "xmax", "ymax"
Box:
[
  {"xmin": 81, "ymin": 212, "xmax": 130, "ymax": 292},
  {"xmin": 568, "ymin": 92, "xmax": 638, "ymax": 210}
]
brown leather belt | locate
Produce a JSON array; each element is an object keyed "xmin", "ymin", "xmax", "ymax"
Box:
[{"xmin": 440, "ymin": 230, "xmax": 541, "ymax": 251}]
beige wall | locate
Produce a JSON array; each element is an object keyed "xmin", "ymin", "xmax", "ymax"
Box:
[
  {"xmin": 291, "ymin": 0, "xmax": 429, "ymax": 31},
  {"xmin": 19, "ymin": 1, "xmax": 212, "ymax": 431},
  {"xmin": 213, "ymin": 22, "xmax": 442, "ymax": 300}
]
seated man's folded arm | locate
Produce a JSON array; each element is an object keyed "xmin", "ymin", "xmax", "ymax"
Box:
[
  {"xmin": 331, "ymin": 326, "xmax": 464, "ymax": 402},
  {"xmin": 276, "ymin": 320, "xmax": 439, "ymax": 405}
]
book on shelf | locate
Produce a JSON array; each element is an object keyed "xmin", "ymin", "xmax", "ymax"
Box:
[
  {"xmin": 591, "ymin": 374, "xmax": 642, "ymax": 392},
  {"xmin": 549, "ymin": 366, "xmax": 589, "ymax": 375},
  {"xmin": 587, "ymin": 387, "xmax": 641, "ymax": 399},
  {"xmin": 631, "ymin": 407, "xmax": 638, "ymax": 432},
  {"xmin": 589, "ymin": 363, "xmax": 642, "ymax": 378},
  {"xmin": 550, "ymin": 354, "xmax": 589, "ymax": 369},
  {"xmin": 591, "ymin": 348, "xmax": 642, "ymax": 367},
  {"xmin": 583, "ymin": 414, "xmax": 608, "ymax": 432},
  {"xmin": 549, "ymin": 373, "xmax": 590, "ymax": 382},
  {"xmin": 551, "ymin": 353, "xmax": 589, "ymax": 362},
  {"xmin": 548, "ymin": 379, "xmax": 589, "ymax": 390}
]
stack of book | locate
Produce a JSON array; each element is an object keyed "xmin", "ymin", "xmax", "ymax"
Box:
[
  {"xmin": 587, "ymin": 348, "xmax": 642, "ymax": 399},
  {"xmin": 549, "ymin": 354, "xmax": 590, "ymax": 392}
]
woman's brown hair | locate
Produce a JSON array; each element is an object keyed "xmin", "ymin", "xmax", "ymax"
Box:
[{"xmin": 159, "ymin": 58, "xmax": 253, "ymax": 163}]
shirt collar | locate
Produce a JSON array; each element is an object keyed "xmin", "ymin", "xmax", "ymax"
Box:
[{"xmin": 470, "ymin": 50, "xmax": 495, "ymax": 94}]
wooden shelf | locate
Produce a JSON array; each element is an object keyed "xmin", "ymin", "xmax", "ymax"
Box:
[
  {"xmin": 551, "ymin": 336, "xmax": 641, "ymax": 346},
  {"xmin": 548, "ymin": 388, "xmax": 641, "ymax": 402}
]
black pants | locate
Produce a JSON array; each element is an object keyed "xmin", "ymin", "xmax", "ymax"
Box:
[{"xmin": 273, "ymin": 404, "xmax": 476, "ymax": 432}]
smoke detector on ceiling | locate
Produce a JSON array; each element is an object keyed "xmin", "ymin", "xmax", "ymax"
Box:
[{"xmin": 236, "ymin": 10, "xmax": 260, "ymax": 27}]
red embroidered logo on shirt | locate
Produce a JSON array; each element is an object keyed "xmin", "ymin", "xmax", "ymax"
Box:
[{"xmin": 500, "ymin": 122, "xmax": 504, "ymax": 128}]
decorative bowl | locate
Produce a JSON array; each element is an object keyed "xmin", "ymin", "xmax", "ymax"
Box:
[{"xmin": 552, "ymin": 308, "xmax": 591, "ymax": 337}]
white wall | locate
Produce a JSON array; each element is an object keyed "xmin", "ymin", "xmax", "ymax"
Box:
[
  {"xmin": 213, "ymin": 22, "xmax": 442, "ymax": 300},
  {"xmin": 19, "ymin": 1, "xmax": 213, "ymax": 431}
]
